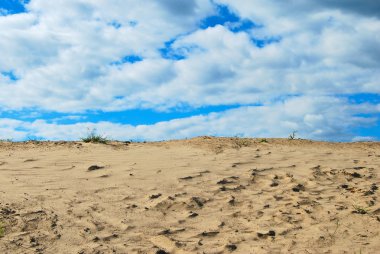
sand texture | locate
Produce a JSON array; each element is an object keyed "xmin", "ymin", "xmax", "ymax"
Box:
[{"xmin": 0, "ymin": 137, "xmax": 379, "ymax": 253}]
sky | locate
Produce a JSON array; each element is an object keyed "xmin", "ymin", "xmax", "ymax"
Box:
[{"xmin": 0, "ymin": 0, "xmax": 379, "ymax": 142}]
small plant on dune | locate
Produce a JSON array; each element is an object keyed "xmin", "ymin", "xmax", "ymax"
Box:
[
  {"xmin": 0, "ymin": 139, "xmax": 12, "ymax": 142},
  {"xmin": 352, "ymin": 205, "xmax": 369, "ymax": 214},
  {"xmin": 259, "ymin": 138, "xmax": 268, "ymax": 143},
  {"xmin": 81, "ymin": 128, "xmax": 109, "ymax": 144},
  {"xmin": 288, "ymin": 131, "xmax": 297, "ymax": 140},
  {"xmin": 327, "ymin": 218, "xmax": 340, "ymax": 240},
  {"xmin": 232, "ymin": 138, "xmax": 251, "ymax": 149}
]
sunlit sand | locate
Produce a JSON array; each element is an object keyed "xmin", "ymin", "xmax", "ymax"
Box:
[{"xmin": 1, "ymin": 137, "xmax": 379, "ymax": 253}]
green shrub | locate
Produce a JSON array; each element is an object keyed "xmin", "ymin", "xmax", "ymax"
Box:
[{"xmin": 81, "ymin": 128, "xmax": 109, "ymax": 144}]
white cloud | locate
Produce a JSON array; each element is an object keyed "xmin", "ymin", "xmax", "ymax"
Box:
[
  {"xmin": 351, "ymin": 136, "xmax": 376, "ymax": 142},
  {"xmin": 1, "ymin": 2, "xmax": 379, "ymax": 111},
  {"xmin": 0, "ymin": 0, "xmax": 215, "ymax": 111},
  {"xmin": 0, "ymin": 0, "xmax": 379, "ymax": 140},
  {"xmin": 1, "ymin": 96, "xmax": 378, "ymax": 141}
]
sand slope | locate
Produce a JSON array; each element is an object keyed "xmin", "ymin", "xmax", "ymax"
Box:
[{"xmin": 0, "ymin": 137, "xmax": 379, "ymax": 253}]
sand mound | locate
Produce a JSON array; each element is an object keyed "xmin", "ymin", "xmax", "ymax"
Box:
[{"xmin": 1, "ymin": 137, "xmax": 379, "ymax": 253}]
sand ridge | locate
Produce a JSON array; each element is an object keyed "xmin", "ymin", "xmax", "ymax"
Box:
[{"xmin": 0, "ymin": 137, "xmax": 379, "ymax": 253}]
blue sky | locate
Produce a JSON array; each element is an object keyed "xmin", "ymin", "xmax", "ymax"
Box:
[{"xmin": 0, "ymin": 0, "xmax": 379, "ymax": 141}]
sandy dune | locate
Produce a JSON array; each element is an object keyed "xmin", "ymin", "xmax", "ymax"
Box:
[{"xmin": 0, "ymin": 137, "xmax": 379, "ymax": 253}]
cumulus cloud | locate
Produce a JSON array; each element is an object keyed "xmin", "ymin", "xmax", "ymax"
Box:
[
  {"xmin": 1, "ymin": 96, "xmax": 378, "ymax": 142},
  {"xmin": 1, "ymin": 0, "xmax": 380, "ymax": 112},
  {"xmin": 352, "ymin": 136, "xmax": 377, "ymax": 142},
  {"xmin": 0, "ymin": 0, "xmax": 379, "ymax": 140}
]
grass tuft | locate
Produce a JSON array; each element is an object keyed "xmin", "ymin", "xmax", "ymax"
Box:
[
  {"xmin": 0, "ymin": 139, "xmax": 12, "ymax": 142},
  {"xmin": 81, "ymin": 128, "xmax": 109, "ymax": 144},
  {"xmin": 352, "ymin": 205, "xmax": 369, "ymax": 214},
  {"xmin": 232, "ymin": 138, "xmax": 251, "ymax": 149},
  {"xmin": 288, "ymin": 131, "xmax": 297, "ymax": 140}
]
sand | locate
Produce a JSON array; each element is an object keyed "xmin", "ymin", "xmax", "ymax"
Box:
[{"xmin": 0, "ymin": 137, "xmax": 379, "ymax": 253}]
